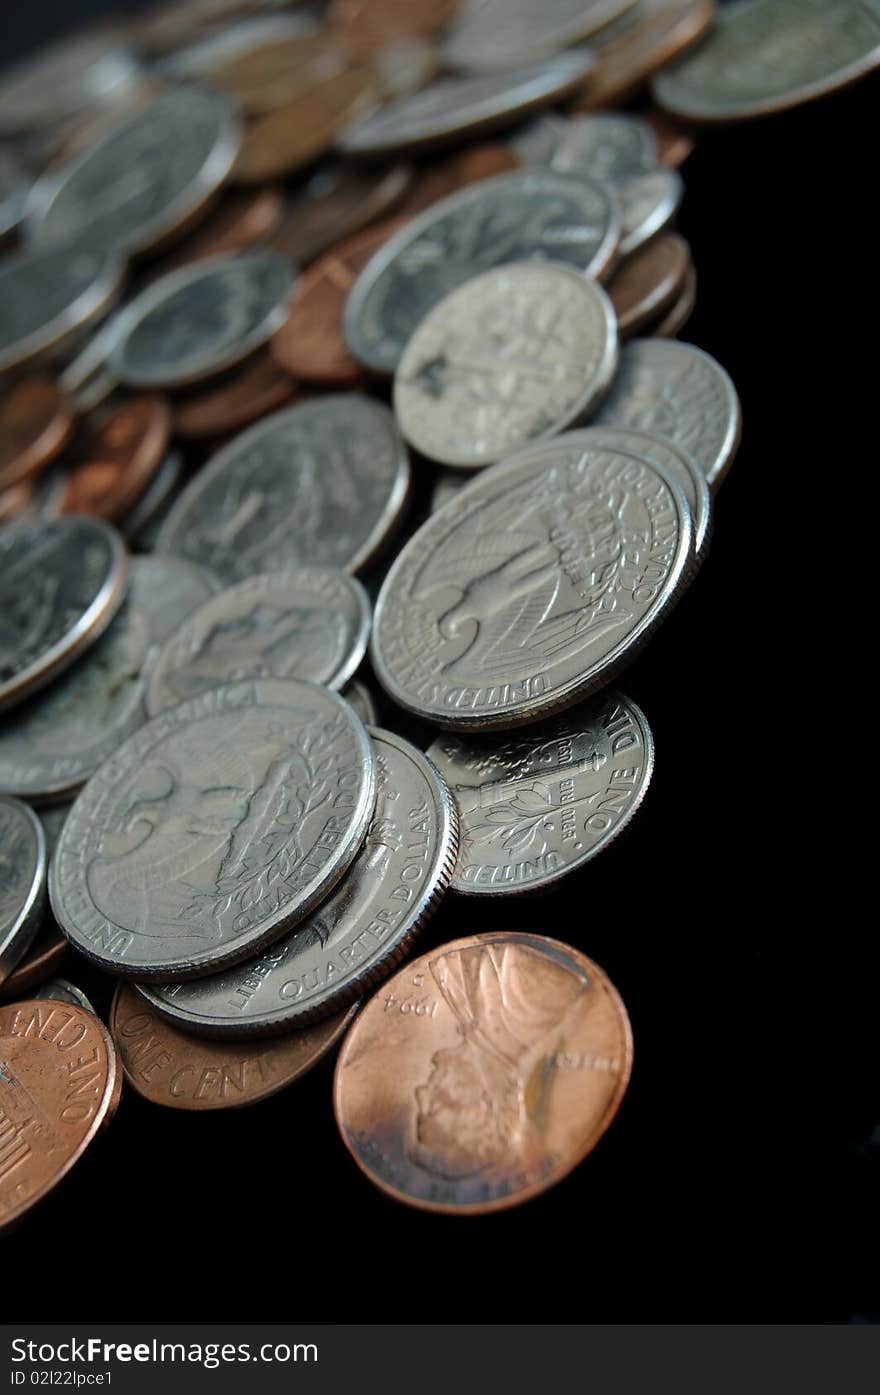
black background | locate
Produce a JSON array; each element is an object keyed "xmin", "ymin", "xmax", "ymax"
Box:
[{"xmin": 3, "ymin": 1, "xmax": 876, "ymax": 1323}]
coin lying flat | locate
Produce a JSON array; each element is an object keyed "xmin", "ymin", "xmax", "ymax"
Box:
[
  {"xmin": 651, "ymin": 259, "xmax": 697, "ymax": 337},
  {"xmin": 57, "ymin": 396, "xmax": 172, "ymax": 522},
  {"xmin": 617, "ymin": 168, "xmax": 684, "ymax": 257},
  {"xmin": 0, "ymin": 798, "xmax": 47, "ymax": 984},
  {"xmin": 138, "ymin": 727, "xmax": 456, "ymax": 1034},
  {"xmin": 0, "ymin": 33, "xmax": 140, "ymax": 138},
  {"xmin": 157, "ymin": 187, "xmax": 285, "ymax": 270},
  {"xmin": 652, "ymin": 0, "xmax": 880, "ymax": 122},
  {"xmin": 513, "ymin": 111, "xmax": 658, "ymax": 182},
  {"xmin": 0, "ymin": 925, "xmax": 69, "ymax": 1004},
  {"xmin": 394, "ymin": 263, "xmax": 618, "ymax": 469},
  {"xmin": 608, "ymin": 231, "xmax": 690, "ymax": 336},
  {"xmin": 441, "ymin": 0, "xmax": 637, "ymax": 71},
  {"xmin": 34, "ymin": 979, "xmax": 96, "ymax": 1014},
  {"xmin": 329, "ymin": 0, "xmax": 459, "ymax": 52},
  {"xmin": 371, "ymin": 434, "xmax": 694, "ymax": 730},
  {"xmin": 146, "ymin": 567, "xmax": 371, "ymax": 716},
  {"xmin": 109, "ymin": 251, "xmax": 296, "ymax": 391},
  {"xmin": 0, "ymin": 381, "xmax": 77, "ymax": 494},
  {"xmin": 233, "ymin": 67, "xmax": 380, "ymax": 184},
  {"xmin": 26, "ymin": 87, "xmax": 241, "ymax": 257},
  {"xmin": 592, "ymin": 337, "xmax": 742, "ymax": 489},
  {"xmin": 156, "ymin": 395, "xmax": 411, "ymax": 581},
  {"xmin": 49, "ymin": 678, "xmax": 376, "ymax": 981},
  {"xmin": 112, "ymin": 984, "xmax": 356, "ymax": 1110},
  {"xmin": 337, "ymin": 50, "xmax": 598, "ymax": 158},
  {"xmin": 0, "ymin": 517, "xmax": 127, "ymax": 715},
  {"xmin": 0, "ymin": 555, "xmax": 218, "ymax": 803},
  {"xmin": 428, "ymin": 691, "xmax": 653, "ymax": 895},
  {"xmin": 269, "ymin": 162, "xmax": 413, "ymax": 266},
  {"xmin": 344, "ymin": 170, "xmax": 620, "ymax": 376},
  {"xmin": 395, "ymin": 143, "xmax": 519, "ymax": 219},
  {"xmin": 0, "ymin": 998, "xmax": 120, "ymax": 1231},
  {"xmin": 0, "ymin": 245, "xmax": 123, "ymax": 377},
  {"xmin": 172, "ymin": 354, "xmax": 296, "ymax": 438},
  {"xmin": 212, "ymin": 31, "xmax": 350, "ymax": 115},
  {"xmin": 334, "ymin": 931, "xmax": 633, "ymax": 1214},
  {"xmin": 573, "ymin": 0, "xmax": 716, "ymax": 109}
]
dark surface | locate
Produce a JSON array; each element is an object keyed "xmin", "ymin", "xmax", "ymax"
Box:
[{"xmin": 2, "ymin": 3, "xmax": 876, "ymax": 1322}]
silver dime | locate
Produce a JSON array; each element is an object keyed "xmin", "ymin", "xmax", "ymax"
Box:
[
  {"xmin": 558, "ymin": 426, "xmax": 712, "ymax": 561},
  {"xmin": 442, "ymin": 0, "xmax": 638, "ymax": 71},
  {"xmin": 344, "ymin": 171, "xmax": 620, "ymax": 376},
  {"xmin": 591, "ymin": 338, "xmax": 742, "ymax": 489},
  {"xmin": 156, "ymin": 395, "xmax": 411, "ymax": 581},
  {"xmin": 394, "ymin": 262, "xmax": 618, "ymax": 469},
  {"xmin": 146, "ymin": 568, "xmax": 371, "ymax": 717},
  {"xmin": 0, "ymin": 34, "xmax": 140, "ymax": 138},
  {"xmin": 49, "ymin": 678, "xmax": 376, "ymax": 981},
  {"xmin": 109, "ymin": 251, "xmax": 295, "ymax": 390},
  {"xmin": 0, "ymin": 517, "xmax": 127, "ymax": 714},
  {"xmin": 652, "ymin": 0, "xmax": 880, "ymax": 123},
  {"xmin": 342, "ymin": 680, "xmax": 378, "ymax": 726},
  {"xmin": 0, "ymin": 796, "xmax": 47, "ymax": 982},
  {"xmin": 0, "ymin": 244, "xmax": 123, "ymax": 376},
  {"xmin": 430, "ymin": 470, "xmax": 467, "ymax": 514},
  {"xmin": 0, "ymin": 555, "xmax": 217, "ymax": 803},
  {"xmin": 26, "ymin": 87, "xmax": 241, "ymax": 257},
  {"xmin": 33, "ymin": 977, "xmax": 96, "ymax": 1014},
  {"xmin": 618, "ymin": 168, "xmax": 684, "ymax": 257},
  {"xmin": 427, "ymin": 689, "xmax": 652, "ymax": 894},
  {"xmin": 337, "ymin": 50, "xmax": 598, "ymax": 159},
  {"xmin": 137, "ymin": 727, "xmax": 456, "ymax": 1034},
  {"xmin": 371, "ymin": 435, "xmax": 695, "ymax": 729},
  {"xmin": 515, "ymin": 111, "xmax": 658, "ymax": 182}
]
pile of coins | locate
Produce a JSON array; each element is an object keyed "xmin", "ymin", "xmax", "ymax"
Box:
[{"xmin": 1, "ymin": 0, "xmax": 877, "ymax": 1222}]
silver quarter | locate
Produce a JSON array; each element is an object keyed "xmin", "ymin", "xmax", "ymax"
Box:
[
  {"xmin": 558, "ymin": 426, "xmax": 712, "ymax": 561},
  {"xmin": 0, "ymin": 34, "xmax": 140, "ymax": 137},
  {"xmin": 33, "ymin": 977, "xmax": 96, "ymax": 1014},
  {"xmin": 618, "ymin": 168, "xmax": 684, "ymax": 257},
  {"xmin": 427, "ymin": 689, "xmax": 652, "ymax": 894},
  {"xmin": 137, "ymin": 727, "xmax": 456, "ymax": 1034},
  {"xmin": 26, "ymin": 87, "xmax": 241, "ymax": 257},
  {"xmin": 0, "ymin": 555, "xmax": 217, "ymax": 803},
  {"xmin": 109, "ymin": 251, "xmax": 295, "ymax": 390},
  {"xmin": 337, "ymin": 50, "xmax": 598, "ymax": 159},
  {"xmin": 344, "ymin": 171, "xmax": 620, "ymax": 376},
  {"xmin": 156, "ymin": 395, "xmax": 411, "ymax": 581},
  {"xmin": 0, "ymin": 796, "xmax": 47, "ymax": 982},
  {"xmin": 0, "ymin": 517, "xmax": 128, "ymax": 714},
  {"xmin": 371, "ymin": 435, "xmax": 695, "ymax": 730},
  {"xmin": 0, "ymin": 244, "xmax": 123, "ymax": 376},
  {"xmin": 49, "ymin": 678, "xmax": 376, "ymax": 981},
  {"xmin": 146, "ymin": 568, "xmax": 371, "ymax": 717},
  {"xmin": 394, "ymin": 262, "xmax": 618, "ymax": 469},
  {"xmin": 591, "ymin": 337, "xmax": 742, "ymax": 489},
  {"xmin": 442, "ymin": 0, "xmax": 638, "ymax": 71},
  {"xmin": 342, "ymin": 680, "xmax": 378, "ymax": 726},
  {"xmin": 652, "ymin": 0, "xmax": 880, "ymax": 122}
]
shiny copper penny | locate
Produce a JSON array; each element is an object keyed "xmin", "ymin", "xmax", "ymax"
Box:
[
  {"xmin": 397, "ymin": 142, "xmax": 520, "ymax": 217},
  {"xmin": 173, "ymin": 353, "xmax": 298, "ymax": 439},
  {"xmin": 57, "ymin": 395, "xmax": 172, "ymax": 522},
  {"xmin": 0, "ymin": 379, "xmax": 76, "ymax": 492},
  {"xmin": 232, "ymin": 67, "xmax": 380, "ymax": 184},
  {"xmin": 0, "ymin": 926, "xmax": 69, "ymax": 1003},
  {"xmin": 271, "ymin": 162, "xmax": 414, "ymax": 266},
  {"xmin": 213, "ymin": 32, "xmax": 351, "ymax": 115},
  {"xmin": 607, "ymin": 231, "xmax": 690, "ymax": 337},
  {"xmin": 651, "ymin": 255, "xmax": 697, "ymax": 337},
  {"xmin": 112, "ymin": 984, "xmax": 357, "ymax": 1111},
  {"xmin": 0, "ymin": 998, "xmax": 120, "ymax": 1230},
  {"xmin": 329, "ymin": 0, "xmax": 461, "ymax": 53},
  {"xmin": 334, "ymin": 931, "xmax": 632, "ymax": 1215},
  {"xmin": 271, "ymin": 217, "xmax": 406, "ymax": 384},
  {"xmin": 645, "ymin": 107, "xmax": 696, "ymax": 167},
  {"xmin": 156, "ymin": 188, "xmax": 285, "ymax": 272},
  {"xmin": 572, "ymin": 0, "xmax": 716, "ymax": 109}
]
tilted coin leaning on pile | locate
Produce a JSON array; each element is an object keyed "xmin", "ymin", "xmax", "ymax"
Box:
[{"xmin": 1, "ymin": 0, "xmax": 876, "ymax": 1221}]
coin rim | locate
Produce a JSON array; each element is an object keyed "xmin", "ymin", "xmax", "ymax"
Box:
[
  {"xmin": 618, "ymin": 167, "xmax": 684, "ymax": 258},
  {"xmin": 440, "ymin": 0, "xmax": 638, "ymax": 72},
  {"xmin": 0, "ymin": 245, "xmax": 125, "ymax": 377},
  {"xmin": 0, "ymin": 796, "xmax": 48, "ymax": 981}
]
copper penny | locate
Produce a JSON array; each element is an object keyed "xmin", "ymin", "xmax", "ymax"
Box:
[
  {"xmin": 232, "ymin": 68, "xmax": 380, "ymax": 184},
  {"xmin": 607, "ymin": 231, "xmax": 690, "ymax": 337},
  {"xmin": 651, "ymin": 255, "xmax": 697, "ymax": 337},
  {"xmin": 155, "ymin": 188, "xmax": 285, "ymax": 272},
  {"xmin": 572, "ymin": 0, "xmax": 715, "ymax": 109},
  {"xmin": 396, "ymin": 142, "xmax": 520, "ymax": 217},
  {"xmin": 334, "ymin": 931, "xmax": 633, "ymax": 1215},
  {"xmin": 214, "ymin": 32, "xmax": 352, "ymax": 115},
  {"xmin": 173, "ymin": 352, "xmax": 298, "ymax": 439},
  {"xmin": 0, "ymin": 926, "xmax": 69, "ymax": 1003},
  {"xmin": 329, "ymin": 0, "xmax": 461, "ymax": 53},
  {"xmin": 271, "ymin": 217, "xmax": 406, "ymax": 384},
  {"xmin": 57, "ymin": 395, "xmax": 172, "ymax": 522},
  {"xmin": 270, "ymin": 162, "xmax": 413, "ymax": 266},
  {"xmin": 645, "ymin": 107, "xmax": 696, "ymax": 167},
  {"xmin": 0, "ymin": 379, "xmax": 76, "ymax": 492},
  {"xmin": 0, "ymin": 998, "xmax": 120, "ymax": 1230},
  {"xmin": 0, "ymin": 481, "xmax": 34, "ymax": 524},
  {"xmin": 111, "ymin": 984, "xmax": 357, "ymax": 1112}
]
